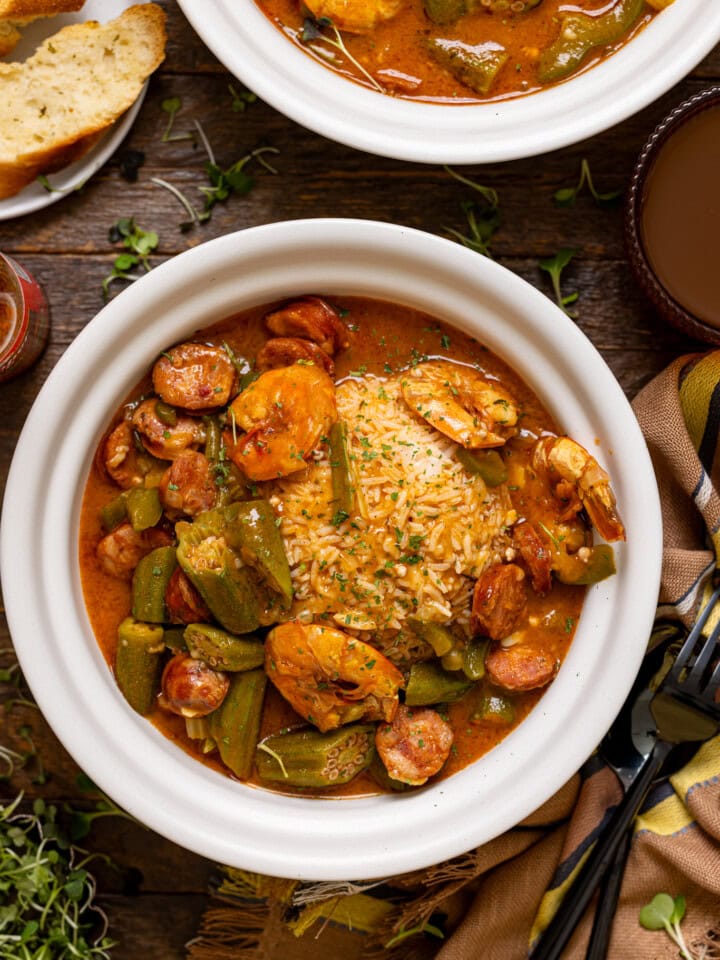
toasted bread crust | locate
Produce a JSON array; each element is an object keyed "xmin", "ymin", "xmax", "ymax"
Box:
[
  {"xmin": 0, "ymin": 0, "xmax": 84, "ymax": 17},
  {"xmin": 0, "ymin": 3, "xmax": 166, "ymax": 199}
]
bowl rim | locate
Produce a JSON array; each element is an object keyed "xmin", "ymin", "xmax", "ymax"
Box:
[
  {"xmin": 1, "ymin": 219, "xmax": 662, "ymax": 879},
  {"xmin": 176, "ymin": 0, "xmax": 720, "ymax": 163},
  {"xmin": 625, "ymin": 84, "xmax": 720, "ymax": 345}
]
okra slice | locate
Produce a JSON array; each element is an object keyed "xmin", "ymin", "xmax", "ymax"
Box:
[
  {"xmin": 256, "ymin": 724, "xmax": 376, "ymax": 788},
  {"xmin": 176, "ymin": 518, "xmax": 260, "ymax": 634},
  {"xmin": 471, "ymin": 690, "xmax": 515, "ymax": 725},
  {"xmin": 423, "ymin": 0, "xmax": 465, "ymax": 24},
  {"xmin": 101, "ymin": 491, "xmax": 130, "ymax": 532},
  {"xmin": 408, "ymin": 618, "xmax": 454, "ymax": 657},
  {"xmin": 462, "ymin": 638, "xmax": 490, "ymax": 681},
  {"xmin": 455, "ymin": 448, "xmax": 507, "ymax": 487},
  {"xmin": 208, "ymin": 668, "xmax": 267, "ymax": 779},
  {"xmin": 328, "ymin": 421, "xmax": 355, "ymax": 517},
  {"xmin": 538, "ymin": 0, "xmax": 644, "ymax": 83},
  {"xmin": 115, "ymin": 616, "xmax": 165, "ymax": 715},
  {"xmin": 226, "ymin": 500, "xmax": 293, "ymax": 606},
  {"xmin": 553, "ymin": 544, "xmax": 616, "ymax": 586},
  {"xmin": 404, "ymin": 661, "xmax": 473, "ymax": 706},
  {"xmin": 125, "ymin": 486, "xmax": 163, "ymax": 532},
  {"xmin": 132, "ymin": 546, "xmax": 178, "ymax": 623},
  {"xmin": 427, "ymin": 38, "xmax": 508, "ymax": 95},
  {"xmin": 163, "ymin": 626, "xmax": 188, "ymax": 653},
  {"xmin": 184, "ymin": 623, "xmax": 264, "ymax": 672}
]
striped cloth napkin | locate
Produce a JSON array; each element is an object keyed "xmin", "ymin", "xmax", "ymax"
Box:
[{"xmin": 188, "ymin": 352, "xmax": 720, "ymax": 960}]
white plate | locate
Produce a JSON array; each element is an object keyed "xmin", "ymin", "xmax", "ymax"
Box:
[
  {"xmin": 0, "ymin": 0, "xmax": 148, "ymax": 221},
  {"xmin": 177, "ymin": 0, "xmax": 720, "ymax": 163},
  {"xmin": 1, "ymin": 220, "xmax": 663, "ymax": 880}
]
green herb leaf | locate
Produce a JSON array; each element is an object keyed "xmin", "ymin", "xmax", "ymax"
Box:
[
  {"xmin": 553, "ymin": 158, "xmax": 622, "ymax": 208},
  {"xmin": 539, "ymin": 248, "xmax": 578, "ymax": 318},
  {"xmin": 160, "ymin": 96, "xmax": 183, "ymax": 141},
  {"xmin": 639, "ymin": 893, "xmax": 676, "ymax": 931},
  {"xmin": 444, "ymin": 167, "xmax": 500, "ymax": 259}
]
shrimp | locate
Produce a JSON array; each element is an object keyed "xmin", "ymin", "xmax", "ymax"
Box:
[
  {"xmin": 102, "ymin": 420, "xmax": 147, "ymax": 489},
  {"xmin": 96, "ymin": 522, "xmax": 173, "ymax": 580},
  {"xmin": 132, "ymin": 399, "xmax": 205, "ymax": 461},
  {"xmin": 225, "ymin": 364, "xmax": 337, "ymax": 481},
  {"xmin": 303, "ymin": 0, "xmax": 405, "ymax": 32},
  {"xmin": 159, "ymin": 450, "xmax": 217, "ymax": 517},
  {"xmin": 400, "ymin": 360, "xmax": 519, "ymax": 448},
  {"xmin": 531, "ymin": 436, "xmax": 626, "ymax": 543},
  {"xmin": 264, "ymin": 622, "xmax": 404, "ymax": 732},
  {"xmin": 264, "ymin": 296, "xmax": 350, "ymax": 354},
  {"xmin": 375, "ymin": 704, "xmax": 453, "ymax": 786},
  {"xmin": 152, "ymin": 343, "xmax": 237, "ymax": 411},
  {"xmin": 256, "ymin": 337, "xmax": 335, "ymax": 377}
]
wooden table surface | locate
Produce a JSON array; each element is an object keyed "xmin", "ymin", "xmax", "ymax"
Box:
[{"xmin": 1, "ymin": 2, "xmax": 718, "ymax": 956}]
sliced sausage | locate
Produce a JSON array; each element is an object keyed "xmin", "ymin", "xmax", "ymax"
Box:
[
  {"xmin": 152, "ymin": 343, "xmax": 236, "ymax": 411},
  {"xmin": 264, "ymin": 296, "xmax": 350, "ymax": 355},
  {"xmin": 165, "ymin": 567, "xmax": 212, "ymax": 625},
  {"xmin": 513, "ymin": 521, "xmax": 553, "ymax": 596},
  {"xmin": 159, "ymin": 450, "xmax": 217, "ymax": 517},
  {"xmin": 255, "ymin": 337, "xmax": 335, "ymax": 376},
  {"xmin": 485, "ymin": 640, "xmax": 558, "ymax": 692},
  {"xmin": 471, "ymin": 563, "xmax": 527, "ymax": 641}
]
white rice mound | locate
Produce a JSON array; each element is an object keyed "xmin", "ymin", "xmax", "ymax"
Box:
[{"xmin": 268, "ymin": 374, "xmax": 516, "ymax": 659}]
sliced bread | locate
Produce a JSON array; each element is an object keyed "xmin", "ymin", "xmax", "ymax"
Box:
[
  {"xmin": 0, "ymin": 2, "xmax": 166, "ymax": 198},
  {"xmin": 0, "ymin": 0, "xmax": 86, "ymax": 56}
]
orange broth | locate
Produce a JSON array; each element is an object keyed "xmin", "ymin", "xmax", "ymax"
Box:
[
  {"xmin": 253, "ymin": 0, "xmax": 656, "ymax": 102},
  {"xmin": 79, "ymin": 296, "xmax": 585, "ymax": 797}
]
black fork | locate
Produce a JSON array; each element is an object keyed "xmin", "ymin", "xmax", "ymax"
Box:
[{"xmin": 531, "ymin": 583, "xmax": 720, "ymax": 960}]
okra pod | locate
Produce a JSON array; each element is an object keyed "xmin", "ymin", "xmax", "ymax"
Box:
[
  {"xmin": 155, "ymin": 400, "xmax": 177, "ymax": 426},
  {"xmin": 553, "ymin": 544, "xmax": 616, "ymax": 586},
  {"xmin": 462, "ymin": 638, "xmax": 490, "ymax": 681},
  {"xmin": 427, "ymin": 38, "xmax": 508, "ymax": 95},
  {"xmin": 125, "ymin": 486, "xmax": 163, "ymax": 532},
  {"xmin": 176, "ymin": 516, "xmax": 260, "ymax": 634},
  {"xmin": 115, "ymin": 616, "xmax": 165, "ymax": 715},
  {"xmin": 408, "ymin": 618, "xmax": 454, "ymax": 657},
  {"xmin": 328, "ymin": 420, "xmax": 355, "ymax": 517},
  {"xmin": 203, "ymin": 415, "xmax": 223, "ymax": 462},
  {"xmin": 132, "ymin": 546, "xmax": 178, "ymax": 623},
  {"xmin": 456, "ymin": 448, "xmax": 507, "ymax": 487},
  {"xmin": 256, "ymin": 724, "xmax": 375, "ymax": 788},
  {"xmin": 404, "ymin": 661, "xmax": 473, "ymax": 706},
  {"xmin": 471, "ymin": 690, "xmax": 515, "ymax": 725},
  {"xmin": 163, "ymin": 626, "xmax": 188, "ymax": 653},
  {"xmin": 184, "ymin": 623, "xmax": 265, "ymax": 672},
  {"xmin": 226, "ymin": 500, "xmax": 293, "ymax": 607},
  {"xmin": 538, "ymin": 0, "xmax": 644, "ymax": 84},
  {"xmin": 101, "ymin": 491, "xmax": 130, "ymax": 532},
  {"xmin": 208, "ymin": 668, "xmax": 267, "ymax": 779},
  {"xmin": 423, "ymin": 0, "xmax": 465, "ymax": 24}
]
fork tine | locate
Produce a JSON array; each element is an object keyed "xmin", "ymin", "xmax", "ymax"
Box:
[
  {"xmin": 705, "ymin": 658, "xmax": 720, "ymax": 712},
  {"xmin": 684, "ymin": 616, "xmax": 720, "ymax": 693},
  {"xmin": 669, "ymin": 582, "xmax": 720, "ymax": 682}
]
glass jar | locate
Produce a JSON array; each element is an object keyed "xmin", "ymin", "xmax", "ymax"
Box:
[{"xmin": 0, "ymin": 253, "xmax": 50, "ymax": 382}]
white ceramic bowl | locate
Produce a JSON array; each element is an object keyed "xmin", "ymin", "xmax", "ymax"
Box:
[
  {"xmin": 177, "ymin": 0, "xmax": 720, "ymax": 163},
  {"xmin": 2, "ymin": 220, "xmax": 661, "ymax": 880}
]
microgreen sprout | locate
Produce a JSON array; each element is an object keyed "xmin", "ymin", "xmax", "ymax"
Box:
[
  {"xmin": 229, "ymin": 84, "xmax": 257, "ymax": 112},
  {"xmin": 103, "ymin": 218, "xmax": 159, "ymax": 299},
  {"xmin": 444, "ymin": 167, "xmax": 500, "ymax": 259},
  {"xmin": 639, "ymin": 893, "xmax": 695, "ymax": 959},
  {"xmin": 554, "ymin": 158, "xmax": 622, "ymax": 207},
  {"xmin": 151, "ymin": 177, "xmax": 210, "ymax": 231},
  {"xmin": 0, "ymin": 793, "xmax": 116, "ymax": 959},
  {"xmin": 539, "ymin": 248, "xmax": 579, "ymax": 318},
  {"xmin": 300, "ymin": 17, "xmax": 385, "ymax": 93},
  {"xmin": 160, "ymin": 96, "xmax": 194, "ymax": 143}
]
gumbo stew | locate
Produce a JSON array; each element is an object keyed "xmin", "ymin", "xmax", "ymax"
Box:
[
  {"xmin": 254, "ymin": 0, "xmax": 673, "ymax": 101},
  {"xmin": 79, "ymin": 296, "xmax": 625, "ymax": 797}
]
